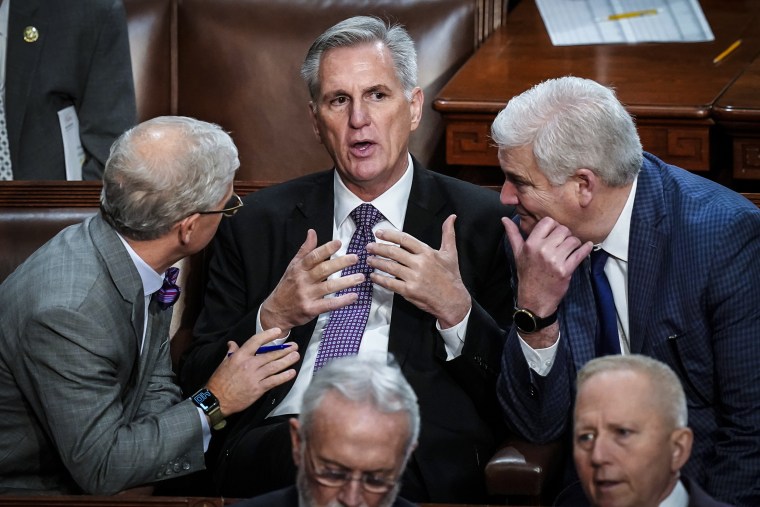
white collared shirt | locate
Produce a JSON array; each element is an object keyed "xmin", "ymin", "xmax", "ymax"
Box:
[
  {"xmin": 520, "ymin": 177, "xmax": 638, "ymax": 375},
  {"xmin": 660, "ymin": 479, "xmax": 689, "ymax": 507},
  {"xmin": 268, "ymin": 154, "xmax": 470, "ymax": 416}
]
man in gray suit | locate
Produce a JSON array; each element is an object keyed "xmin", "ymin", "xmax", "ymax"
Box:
[{"xmin": 0, "ymin": 116, "xmax": 299, "ymax": 494}]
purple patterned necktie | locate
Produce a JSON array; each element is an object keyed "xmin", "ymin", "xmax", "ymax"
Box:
[
  {"xmin": 313, "ymin": 203, "xmax": 385, "ymax": 372},
  {"xmin": 155, "ymin": 267, "xmax": 181, "ymax": 310}
]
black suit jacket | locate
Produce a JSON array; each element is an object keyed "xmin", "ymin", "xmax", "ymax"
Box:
[
  {"xmin": 6, "ymin": 0, "xmax": 136, "ymax": 180},
  {"xmin": 181, "ymin": 162, "xmax": 513, "ymax": 503},
  {"xmin": 234, "ymin": 485, "xmax": 417, "ymax": 507}
]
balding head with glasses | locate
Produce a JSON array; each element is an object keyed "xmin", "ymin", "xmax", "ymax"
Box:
[{"xmin": 237, "ymin": 355, "xmax": 419, "ymax": 507}]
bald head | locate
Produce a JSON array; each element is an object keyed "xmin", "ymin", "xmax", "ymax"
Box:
[{"xmin": 101, "ymin": 116, "xmax": 239, "ymax": 241}]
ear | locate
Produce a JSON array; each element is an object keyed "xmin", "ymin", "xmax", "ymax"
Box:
[
  {"xmin": 289, "ymin": 417, "xmax": 303, "ymax": 466},
  {"xmin": 177, "ymin": 214, "xmax": 200, "ymax": 246},
  {"xmin": 573, "ymin": 168, "xmax": 597, "ymax": 208},
  {"xmin": 670, "ymin": 427, "xmax": 693, "ymax": 472},
  {"xmin": 409, "ymin": 87, "xmax": 424, "ymax": 132},
  {"xmin": 308, "ymin": 102, "xmax": 323, "ymax": 144}
]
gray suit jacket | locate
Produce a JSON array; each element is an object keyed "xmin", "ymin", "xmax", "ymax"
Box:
[
  {"xmin": 0, "ymin": 214, "xmax": 204, "ymax": 494},
  {"xmin": 6, "ymin": 0, "xmax": 136, "ymax": 180}
]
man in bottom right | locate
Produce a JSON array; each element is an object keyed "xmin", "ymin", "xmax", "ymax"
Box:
[{"xmin": 563, "ymin": 355, "xmax": 732, "ymax": 507}]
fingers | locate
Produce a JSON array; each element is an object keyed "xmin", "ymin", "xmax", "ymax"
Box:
[
  {"xmin": 375, "ymin": 228, "xmax": 423, "ymax": 254},
  {"xmin": 237, "ymin": 327, "xmax": 285, "ymax": 354}
]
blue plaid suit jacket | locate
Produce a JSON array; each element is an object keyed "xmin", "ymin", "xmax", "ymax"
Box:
[{"xmin": 498, "ymin": 152, "xmax": 760, "ymax": 505}]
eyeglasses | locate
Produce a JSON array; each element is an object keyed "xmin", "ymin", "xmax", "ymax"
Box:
[
  {"xmin": 196, "ymin": 193, "xmax": 244, "ymax": 217},
  {"xmin": 305, "ymin": 445, "xmax": 398, "ymax": 494}
]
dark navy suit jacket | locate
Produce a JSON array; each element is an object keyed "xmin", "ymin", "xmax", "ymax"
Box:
[{"xmin": 498, "ymin": 153, "xmax": 760, "ymax": 505}]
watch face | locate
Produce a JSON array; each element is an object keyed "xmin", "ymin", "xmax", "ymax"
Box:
[
  {"xmin": 514, "ymin": 309, "xmax": 537, "ymax": 333},
  {"xmin": 192, "ymin": 389, "xmax": 218, "ymax": 412}
]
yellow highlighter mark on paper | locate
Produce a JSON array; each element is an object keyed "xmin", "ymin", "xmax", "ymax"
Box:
[{"xmin": 606, "ymin": 9, "xmax": 659, "ymax": 22}]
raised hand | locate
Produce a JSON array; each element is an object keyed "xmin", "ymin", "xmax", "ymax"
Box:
[
  {"xmin": 260, "ymin": 229, "xmax": 365, "ymax": 334},
  {"xmin": 366, "ymin": 214, "xmax": 471, "ymax": 329}
]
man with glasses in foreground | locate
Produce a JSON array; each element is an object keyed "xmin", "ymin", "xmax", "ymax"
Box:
[
  {"xmin": 0, "ymin": 116, "xmax": 299, "ymax": 494},
  {"xmin": 237, "ymin": 355, "xmax": 418, "ymax": 507}
]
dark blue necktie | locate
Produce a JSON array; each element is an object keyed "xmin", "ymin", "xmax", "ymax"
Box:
[{"xmin": 590, "ymin": 249, "xmax": 621, "ymax": 356}]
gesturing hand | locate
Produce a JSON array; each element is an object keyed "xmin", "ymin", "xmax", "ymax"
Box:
[
  {"xmin": 260, "ymin": 229, "xmax": 364, "ymax": 334},
  {"xmin": 503, "ymin": 215, "xmax": 592, "ymax": 318},
  {"xmin": 206, "ymin": 328, "xmax": 300, "ymax": 416},
  {"xmin": 366, "ymin": 214, "xmax": 471, "ymax": 329}
]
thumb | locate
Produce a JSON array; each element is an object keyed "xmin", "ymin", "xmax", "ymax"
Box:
[
  {"xmin": 502, "ymin": 216, "xmax": 525, "ymax": 256},
  {"xmin": 440, "ymin": 214, "xmax": 458, "ymax": 254}
]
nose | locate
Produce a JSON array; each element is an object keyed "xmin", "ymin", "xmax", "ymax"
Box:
[
  {"xmin": 349, "ymin": 101, "xmax": 370, "ymax": 129},
  {"xmin": 500, "ymin": 180, "xmax": 519, "ymax": 206},
  {"xmin": 589, "ymin": 434, "xmax": 611, "ymax": 466},
  {"xmin": 337, "ymin": 478, "xmax": 365, "ymax": 507}
]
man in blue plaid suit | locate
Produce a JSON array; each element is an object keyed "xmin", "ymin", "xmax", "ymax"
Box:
[{"xmin": 493, "ymin": 76, "xmax": 760, "ymax": 506}]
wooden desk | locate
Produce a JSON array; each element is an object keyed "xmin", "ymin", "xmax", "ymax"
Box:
[
  {"xmin": 713, "ymin": 51, "xmax": 760, "ymax": 185},
  {"xmin": 433, "ymin": 0, "xmax": 760, "ymax": 186}
]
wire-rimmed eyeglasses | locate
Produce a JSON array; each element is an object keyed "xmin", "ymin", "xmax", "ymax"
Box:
[
  {"xmin": 305, "ymin": 445, "xmax": 398, "ymax": 494},
  {"xmin": 196, "ymin": 193, "xmax": 244, "ymax": 217}
]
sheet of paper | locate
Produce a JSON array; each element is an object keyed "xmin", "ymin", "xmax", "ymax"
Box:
[
  {"xmin": 57, "ymin": 105, "xmax": 85, "ymax": 181},
  {"xmin": 536, "ymin": 0, "xmax": 714, "ymax": 46}
]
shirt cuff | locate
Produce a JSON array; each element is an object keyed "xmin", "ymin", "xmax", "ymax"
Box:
[
  {"xmin": 256, "ymin": 304, "xmax": 291, "ymax": 339},
  {"xmin": 436, "ymin": 307, "xmax": 471, "ymax": 360},
  {"xmin": 518, "ymin": 331, "xmax": 560, "ymax": 376},
  {"xmin": 196, "ymin": 407, "xmax": 211, "ymax": 452}
]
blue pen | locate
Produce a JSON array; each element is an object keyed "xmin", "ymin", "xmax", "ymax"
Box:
[
  {"xmin": 255, "ymin": 344, "xmax": 291, "ymax": 355},
  {"xmin": 227, "ymin": 344, "xmax": 291, "ymax": 357}
]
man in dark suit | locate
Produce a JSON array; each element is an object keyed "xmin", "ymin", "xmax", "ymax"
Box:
[
  {"xmin": 3, "ymin": 0, "xmax": 136, "ymax": 180},
  {"xmin": 179, "ymin": 15, "xmax": 512, "ymax": 504},
  {"xmin": 0, "ymin": 116, "xmax": 299, "ymax": 494},
  {"xmin": 493, "ymin": 76, "xmax": 760, "ymax": 505},
  {"xmin": 237, "ymin": 356, "xmax": 419, "ymax": 507},
  {"xmin": 567, "ymin": 355, "xmax": 733, "ymax": 507}
]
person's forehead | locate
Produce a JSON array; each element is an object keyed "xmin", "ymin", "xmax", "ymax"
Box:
[
  {"xmin": 576, "ymin": 369, "xmax": 658, "ymax": 419},
  {"xmin": 318, "ymin": 43, "xmax": 398, "ymax": 89}
]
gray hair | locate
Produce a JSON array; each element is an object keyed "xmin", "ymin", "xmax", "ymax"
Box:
[
  {"xmin": 301, "ymin": 15, "xmax": 418, "ymax": 103},
  {"xmin": 100, "ymin": 116, "xmax": 239, "ymax": 241},
  {"xmin": 576, "ymin": 354, "xmax": 688, "ymax": 428},
  {"xmin": 491, "ymin": 76, "xmax": 642, "ymax": 187},
  {"xmin": 299, "ymin": 355, "xmax": 420, "ymax": 456}
]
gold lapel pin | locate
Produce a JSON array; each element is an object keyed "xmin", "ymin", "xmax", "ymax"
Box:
[{"xmin": 23, "ymin": 26, "xmax": 39, "ymax": 43}]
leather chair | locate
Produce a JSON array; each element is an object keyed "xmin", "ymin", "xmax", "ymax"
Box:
[{"xmin": 122, "ymin": 0, "xmax": 478, "ymax": 184}]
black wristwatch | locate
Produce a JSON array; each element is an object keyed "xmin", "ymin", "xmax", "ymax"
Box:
[
  {"xmin": 513, "ymin": 307, "xmax": 557, "ymax": 334},
  {"xmin": 191, "ymin": 388, "xmax": 227, "ymax": 431}
]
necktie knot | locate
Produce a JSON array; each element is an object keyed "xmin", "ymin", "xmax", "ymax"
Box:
[
  {"xmin": 591, "ymin": 248, "xmax": 609, "ymax": 275},
  {"xmin": 350, "ymin": 203, "xmax": 384, "ymax": 231},
  {"xmin": 155, "ymin": 267, "xmax": 181, "ymax": 310}
]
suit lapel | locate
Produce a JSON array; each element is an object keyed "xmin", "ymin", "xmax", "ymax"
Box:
[
  {"xmin": 389, "ymin": 163, "xmax": 447, "ymax": 366},
  {"xmin": 89, "ymin": 215, "xmax": 146, "ymax": 357},
  {"xmin": 6, "ymin": 0, "xmax": 44, "ymax": 159},
  {"xmin": 561, "ymin": 259, "xmax": 599, "ymax": 371},
  {"xmin": 627, "ymin": 162, "xmax": 667, "ymax": 353}
]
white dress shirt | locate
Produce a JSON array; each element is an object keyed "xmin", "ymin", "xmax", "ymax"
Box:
[
  {"xmin": 520, "ymin": 177, "xmax": 638, "ymax": 375},
  {"xmin": 266, "ymin": 154, "xmax": 470, "ymax": 416}
]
